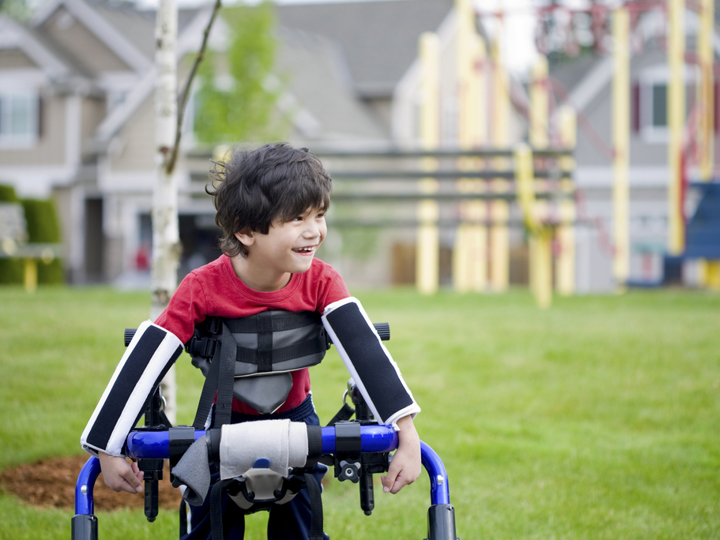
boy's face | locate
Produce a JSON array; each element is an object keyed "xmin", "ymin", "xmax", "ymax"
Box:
[{"xmin": 235, "ymin": 207, "xmax": 327, "ymax": 279}]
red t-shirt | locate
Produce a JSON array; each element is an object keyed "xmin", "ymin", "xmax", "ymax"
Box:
[{"xmin": 155, "ymin": 254, "xmax": 350, "ymax": 415}]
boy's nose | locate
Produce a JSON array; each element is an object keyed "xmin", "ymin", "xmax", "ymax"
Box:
[{"xmin": 303, "ymin": 221, "xmax": 321, "ymax": 238}]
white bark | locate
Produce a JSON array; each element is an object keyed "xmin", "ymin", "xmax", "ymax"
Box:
[{"xmin": 152, "ymin": 0, "xmax": 179, "ymax": 424}]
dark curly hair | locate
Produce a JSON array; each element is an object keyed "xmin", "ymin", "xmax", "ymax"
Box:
[{"xmin": 206, "ymin": 143, "xmax": 332, "ymax": 258}]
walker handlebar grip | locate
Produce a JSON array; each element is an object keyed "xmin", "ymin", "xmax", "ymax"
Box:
[{"xmin": 124, "ymin": 323, "xmax": 391, "ymax": 347}]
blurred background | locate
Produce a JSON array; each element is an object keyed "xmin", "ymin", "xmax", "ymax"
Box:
[{"xmin": 1, "ymin": 0, "xmax": 718, "ymax": 297}]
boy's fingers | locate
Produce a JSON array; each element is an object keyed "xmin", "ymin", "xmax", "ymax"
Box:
[
  {"xmin": 382, "ymin": 463, "xmax": 400, "ymax": 493},
  {"xmin": 130, "ymin": 462, "xmax": 145, "ymax": 483},
  {"xmin": 123, "ymin": 470, "xmax": 143, "ymax": 492}
]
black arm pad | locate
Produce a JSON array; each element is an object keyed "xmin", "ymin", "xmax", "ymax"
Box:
[{"xmin": 322, "ymin": 298, "xmax": 420, "ymax": 428}]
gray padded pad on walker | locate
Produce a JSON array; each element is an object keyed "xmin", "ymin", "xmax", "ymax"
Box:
[
  {"xmin": 171, "ymin": 435, "xmax": 211, "ymax": 506},
  {"xmin": 233, "ymin": 372, "xmax": 293, "ymax": 414}
]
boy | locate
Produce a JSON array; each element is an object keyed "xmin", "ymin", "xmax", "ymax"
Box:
[{"xmin": 81, "ymin": 143, "xmax": 421, "ymax": 539}]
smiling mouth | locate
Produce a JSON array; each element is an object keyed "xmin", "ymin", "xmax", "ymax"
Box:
[{"xmin": 292, "ymin": 246, "xmax": 316, "ymax": 254}]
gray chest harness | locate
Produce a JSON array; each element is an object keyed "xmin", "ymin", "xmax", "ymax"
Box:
[
  {"xmin": 177, "ymin": 310, "xmax": 330, "ymax": 538},
  {"xmin": 186, "ymin": 310, "xmax": 330, "ymax": 418}
]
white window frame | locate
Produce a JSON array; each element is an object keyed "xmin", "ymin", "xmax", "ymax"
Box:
[
  {"xmin": 639, "ymin": 65, "xmax": 698, "ymax": 145},
  {"xmin": 0, "ymin": 72, "xmax": 40, "ymax": 149}
]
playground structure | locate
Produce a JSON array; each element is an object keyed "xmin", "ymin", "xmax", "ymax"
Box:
[{"xmin": 355, "ymin": 0, "xmax": 719, "ymax": 304}]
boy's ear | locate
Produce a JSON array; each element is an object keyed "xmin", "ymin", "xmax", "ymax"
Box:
[{"xmin": 234, "ymin": 229, "xmax": 255, "ymax": 247}]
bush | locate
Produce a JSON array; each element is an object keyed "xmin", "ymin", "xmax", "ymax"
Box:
[
  {"xmin": 0, "ymin": 184, "xmax": 23, "ymax": 284},
  {"xmin": 0, "ymin": 186, "xmax": 64, "ymax": 285},
  {"xmin": 21, "ymin": 198, "xmax": 64, "ymax": 284}
]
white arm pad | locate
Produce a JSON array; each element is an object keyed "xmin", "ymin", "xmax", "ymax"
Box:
[
  {"xmin": 322, "ymin": 297, "xmax": 420, "ymax": 429},
  {"xmin": 80, "ymin": 320, "xmax": 183, "ymax": 457}
]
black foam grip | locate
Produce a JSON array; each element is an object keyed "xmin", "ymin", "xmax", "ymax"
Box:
[
  {"xmin": 306, "ymin": 425, "xmax": 323, "ymax": 458},
  {"xmin": 326, "ymin": 303, "xmax": 413, "ymax": 423}
]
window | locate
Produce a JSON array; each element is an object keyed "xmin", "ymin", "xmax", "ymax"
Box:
[
  {"xmin": 634, "ymin": 80, "xmax": 697, "ymax": 143},
  {"xmin": 0, "ymin": 91, "xmax": 38, "ymax": 147},
  {"xmin": 650, "ymin": 83, "xmax": 667, "ymax": 128}
]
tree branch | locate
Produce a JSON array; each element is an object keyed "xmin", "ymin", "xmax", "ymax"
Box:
[{"xmin": 166, "ymin": 0, "xmax": 223, "ymax": 175}]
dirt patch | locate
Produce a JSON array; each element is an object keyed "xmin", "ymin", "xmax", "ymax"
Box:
[{"xmin": 0, "ymin": 455, "xmax": 182, "ymax": 512}]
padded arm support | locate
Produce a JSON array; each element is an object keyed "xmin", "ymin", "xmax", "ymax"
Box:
[
  {"xmin": 81, "ymin": 321, "xmax": 183, "ymax": 457},
  {"xmin": 322, "ymin": 297, "xmax": 420, "ymax": 429}
]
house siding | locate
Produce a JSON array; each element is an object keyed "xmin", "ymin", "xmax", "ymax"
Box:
[
  {"xmin": 81, "ymin": 96, "xmax": 106, "ymax": 160},
  {"xmin": 110, "ymin": 96, "xmax": 155, "ymax": 172},
  {"xmin": 0, "ymin": 94, "xmax": 66, "ymax": 166}
]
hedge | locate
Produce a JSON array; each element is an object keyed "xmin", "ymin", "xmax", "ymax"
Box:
[
  {"xmin": 0, "ymin": 184, "xmax": 24, "ymax": 284},
  {"xmin": 0, "ymin": 184, "xmax": 64, "ymax": 285},
  {"xmin": 21, "ymin": 198, "xmax": 64, "ymax": 284}
]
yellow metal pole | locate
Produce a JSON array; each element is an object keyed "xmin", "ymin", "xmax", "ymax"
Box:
[
  {"xmin": 490, "ymin": 27, "xmax": 510, "ymax": 292},
  {"xmin": 668, "ymin": 0, "xmax": 685, "ymax": 255},
  {"xmin": 613, "ymin": 7, "xmax": 630, "ymax": 289},
  {"xmin": 24, "ymin": 259, "xmax": 37, "ymax": 293},
  {"xmin": 454, "ymin": 0, "xmax": 473, "ymax": 292},
  {"xmin": 417, "ymin": 32, "xmax": 440, "ymax": 295},
  {"xmin": 707, "ymin": 261, "xmax": 720, "ymax": 291},
  {"xmin": 535, "ymin": 229, "xmax": 553, "ymax": 309},
  {"xmin": 557, "ymin": 105, "xmax": 576, "ymax": 295},
  {"xmin": 697, "ymin": 0, "xmax": 717, "ymax": 286},
  {"xmin": 467, "ymin": 35, "xmax": 489, "ymax": 292},
  {"xmin": 454, "ymin": 0, "xmax": 488, "ymax": 292},
  {"xmin": 529, "ymin": 56, "xmax": 551, "ymax": 302},
  {"xmin": 516, "ymin": 144, "xmax": 551, "ymax": 308}
]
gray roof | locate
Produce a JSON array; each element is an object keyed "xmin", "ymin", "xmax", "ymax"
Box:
[
  {"xmin": 91, "ymin": 2, "xmax": 156, "ymax": 60},
  {"xmin": 277, "ymin": 0, "xmax": 452, "ymax": 98},
  {"xmin": 277, "ymin": 28, "xmax": 389, "ymax": 141},
  {"xmin": 89, "ymin": 2, "xmax": 202, "ymax": 61}
]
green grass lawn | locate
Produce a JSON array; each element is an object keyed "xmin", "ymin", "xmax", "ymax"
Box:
[{"xmin": 1, "ymin": 286, "xmax": 719, "ymax": 539}]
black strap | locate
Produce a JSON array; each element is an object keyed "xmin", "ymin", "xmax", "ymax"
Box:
[
  {"xmin": 304, "ymin": 473, "xmax": 324, "ymax": 540},
  {"xmin": 235, "ymin": 335, "xmax": 327, "ymax": 372},
  {"xmin": 192, "ymin": 341, "xmax": 223, "ymax": 429},
  {"xmin": 222, "ymin": 311, "xmax": 320, "ymax": 334},
  {"xmin": 326, "ymin": 402, "xmax": 355, "ymax": 427},
  {"xmin": 256, "ymin": 311, "xmax": 273, "ymax": 372},
  {"xmin": 209, "ymin": 481, "xmax": 225, "ymax": 540},
  {"xmin": 179, "ymin": 499, "xmax": 187, "ymax": 538},
  {"xmin": 214, "ymin": 323, "xmax": 237, "ymax": 427},
  {"xmin": 192, "ymin": 322, "xmax": 236, "ymax": 429}
]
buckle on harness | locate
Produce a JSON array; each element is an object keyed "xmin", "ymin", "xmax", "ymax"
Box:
[{"xmin": 186, "ymin": 333, "xmax": 217, "ymax": 359}]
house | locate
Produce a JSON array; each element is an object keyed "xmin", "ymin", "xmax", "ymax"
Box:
[{"xmin": 0, "ymin": 0, "xmax": 462, "ymax": 286}]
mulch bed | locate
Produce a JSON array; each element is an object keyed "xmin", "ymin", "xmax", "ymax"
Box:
[{"xmin": 0, "ymin": 455, "xmax": 182, "ymax": 511}]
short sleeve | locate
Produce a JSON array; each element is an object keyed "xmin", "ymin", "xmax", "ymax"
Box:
[
  {"xmin": 320, "ymin": 273, "xmax": 350, "ymax": 314},
  {"xmin": 154, "ymin": 272, "xmax": 208, "ymax": 344}
]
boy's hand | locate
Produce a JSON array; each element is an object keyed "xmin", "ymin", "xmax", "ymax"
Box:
[
  {"xmin": 381, "ymin": 415, "xmax": 421, "ymax": 495},
  {"xmin": 98, "ymin": 452, "xmax": 144, "ymax": 494}
]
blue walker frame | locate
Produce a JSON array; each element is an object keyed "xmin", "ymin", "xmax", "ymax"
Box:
[{"xmin": 72, "ymin": 425, "xmax": 457, "ymax": 540}]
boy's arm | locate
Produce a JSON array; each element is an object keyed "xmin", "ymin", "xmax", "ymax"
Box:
[
  {"xmin": 81, "ymin": 320, "xmax": 184, "ymax": 457},
  {"xmin": 321, "ymin": 297, "xmax": 421, "ymax": 429},
  {"xmin": 381, "ymin": 415, "xmax": 421, "ymax": 494}
]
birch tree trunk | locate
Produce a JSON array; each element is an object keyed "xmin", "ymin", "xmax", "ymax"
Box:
[{"xmin": 152, "ymin": 0, "xmax": 179, "ymax": 424}]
